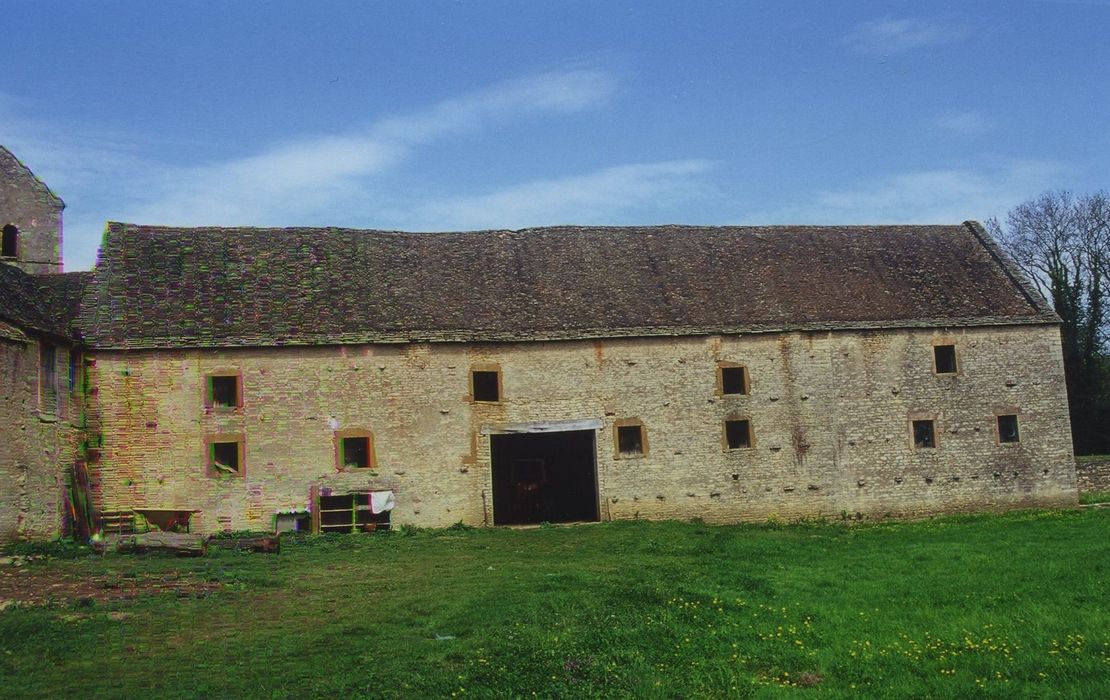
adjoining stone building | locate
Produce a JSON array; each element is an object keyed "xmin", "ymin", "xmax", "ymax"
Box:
[
  {"xmin": 0, "ymin": 146, "xmax": 1080, "ymax": 538},
  {"xmin": 0, "ymin": 147, "xmax": 85, "ymax": 543}
]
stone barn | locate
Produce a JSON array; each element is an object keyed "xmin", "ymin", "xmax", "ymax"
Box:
[
  {"xmin": 73, "ymin": 221, "xmax": 1076, "ymax": 533},
  {"xmin": 0, "ymin": 145, "xmax": 1080, "ymax": 538}
]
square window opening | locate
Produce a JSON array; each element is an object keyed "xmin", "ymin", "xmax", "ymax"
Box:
[
  {"xmin": 934, "ymin": 345, "xmax": 957, "ymax": 374},
  {"xmin": 617, "ymin": 425, "xmax": 644, "ymax": 456},
  {"xmin": 912, "ymin": 420, "xmax": 936, "ymax": 449},
  {"xmin": 211, "ymin": 441, "xmax": 241, "ymax": 474},
  {"xmin": 725, "ymin": 419, "xmax": 752, "ymax": 449},
  {"xmin": 998, "ymin": 415, "xmax": 1020, "ymax": 443},
  {"xmin": 472, "ymin": 370, "xmax": 500, "ymax": 402},
  {"xmin": 341, "ymin": 436, "xmax": 372, "ymax": 468},
  {"xmin": 721, "ymin": 366, "xmax": 747, "ymax": 395},
  {"xmin": 209, "ymin": 375, "xmax": 240, "ymax": 408}
]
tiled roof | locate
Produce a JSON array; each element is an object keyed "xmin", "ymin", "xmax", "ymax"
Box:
[
  {"xmin": 77, "ymin": 221, "xmax": 1057, "ymax": 349},
  {"xmin": 0, "ymin": 262, "xmax": 57, "ymax": 336},
  {"xmin": 36, "ymin": 271, "xmax": 94, "ymax": 338},
  {"xmin": 0, "ymin": 264, "xmax": 89, "ymax": 340},
  {"xmin": 0, "ymin": 318, "xmax": 28, "ymax": 343}
]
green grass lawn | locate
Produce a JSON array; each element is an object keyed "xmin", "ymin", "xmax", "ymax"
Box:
[
  {"xmin": 2, "ymin": 510, "xmax": 1108, "ymax": 698},
  {"xmin": 1080, "ymin": 491, "xmax": 1110, "ymax": 505}
]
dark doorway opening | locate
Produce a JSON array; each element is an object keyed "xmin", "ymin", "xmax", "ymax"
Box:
[{"xmin": 491, "ymin": 429, "xmax": 599, "ymax": 525}]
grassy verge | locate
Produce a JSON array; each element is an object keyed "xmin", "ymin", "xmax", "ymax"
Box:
[
  {"xmin": 1079, "ymin": 491, "xmax": 1110, "ymax": 505},
  {"xmin": 1, "ymin": 510, "xmax": 1108, "ymax": 698}
]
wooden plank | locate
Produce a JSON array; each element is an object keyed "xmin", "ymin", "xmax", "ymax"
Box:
[
  {"xmin": 115, "ymin": 531, "xmax": 206, "ymax": 556},
  {"xmin": 310, "ymin": 484, "xmax": 320, "ymax": 534},
  {"xmin": 481, "ymin": 418, "xmax": 604, "ymax": 435}
]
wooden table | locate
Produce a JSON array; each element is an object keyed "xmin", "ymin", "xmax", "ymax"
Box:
[{"xmin": 132, "ymin": 509, "xmax": 201, "ymax": 532}]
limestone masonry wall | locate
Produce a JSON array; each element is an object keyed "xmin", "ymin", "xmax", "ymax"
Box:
[
  {"xmin": 0, "ymin": 337, "xmax": 77, "ymax": 542},
  {"xmin": 0, "ymin": 151, "xmax": 62, "ymax": 274},
  {"xmin": 1075, "ymin": 459, "xmax": 1110, "ymax": 493},
  {"xmin": 86, "ymin": 325, "xmax": 1077, "ymax": 533}
]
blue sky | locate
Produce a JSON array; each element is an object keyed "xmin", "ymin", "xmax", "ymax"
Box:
[{"xmin": 2, "ymin": 0, "xmax": 1108, "ymax": 270}]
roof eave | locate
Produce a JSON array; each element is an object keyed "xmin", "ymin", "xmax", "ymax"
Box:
[{"xmin": 81, "ymin": 314, "xmax": 1061, "ymax": 351}]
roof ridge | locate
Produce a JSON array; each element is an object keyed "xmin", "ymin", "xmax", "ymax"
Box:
[{"xmin": 106, "ymin": 221, "xmax": 966, "ymax": 237}]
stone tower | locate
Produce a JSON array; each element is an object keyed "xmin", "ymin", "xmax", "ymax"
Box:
[{"xmin": 0, "ymin": 146, "xmax": 64, "ymax": 274}]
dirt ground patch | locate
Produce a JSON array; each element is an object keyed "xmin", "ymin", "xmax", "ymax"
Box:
[{"xmin": 0, "ymin": 561, "xmax": 221, "ymax": 606}]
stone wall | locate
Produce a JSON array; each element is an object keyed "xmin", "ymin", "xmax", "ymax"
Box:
[
  {"xmin": 85, "ymin": 324, "xmax": 1077, "ymax": 534},
  {"xmin": 0, "ymin": 335, "xmax": 77, "ymax": 543},
  {"xmin": 1075, "ymin": 459, "xmax": 1110, "ymax": 493},
  {"xmin": 0, "ymin": 148, "xmax": 63, "ymax": 274}
]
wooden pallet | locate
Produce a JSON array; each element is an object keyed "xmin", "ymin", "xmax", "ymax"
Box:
[{"xmin": 99, "ymin": 510, "xmax": 137, "ymax": 535}]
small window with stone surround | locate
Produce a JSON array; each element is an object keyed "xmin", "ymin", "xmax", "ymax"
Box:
[
  {"xmin": 912, "ymin": 419, "xmax": 936, "ymax": 449},
  {"xmin": 205, "ymin": 373, "xmax": 242, "ymax": 410},
  {"xmin": 718, "ymin": 363, "xmax": 749, "ymax": 396},
  {"xmin": 335, "ymin": 430, "xmax": 375, "ymax": 470},
  {"xmin": 206, "ymin": 435, "xmax": 245, "ymax": 477},
  {"xmin": 724, "ymin": 418, "xmax": 752, "ymax": 449},
  {"xmin": 470, "ymin": 365, "xmax": 502, "ymax": 403},
  {"xmin": 615, "ymin": 419, "xmax": 647, "ymax": 458},
  {"xmin": 933, "ymin": 344, "xmax": 957, "ymax": 374},
  {"xmin": 997, "ymin": 414, "xmax": 1020, "ymax": 443}
]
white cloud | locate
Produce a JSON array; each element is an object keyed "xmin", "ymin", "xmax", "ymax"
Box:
[
  {"xmin": 397, "ymin": 159, "xmax": 715, "ymax": 231},
  {"xmin": 123, "ymin": 67, "xmax": 619, "ymax": 226},
  {"xmin": 0, "ymin": 68, "xmax": 621, "ymax": 267},
  {"xmin": 933, "ymin": 110, "xmax": 995, "ymax": 137},
  {"xmin": 759, "ymin": 159, "xmax": 1067, "ymax": 224},
  {"xmin": 844, "ymin": 17, "xmax": 971, "ymax": 54}
]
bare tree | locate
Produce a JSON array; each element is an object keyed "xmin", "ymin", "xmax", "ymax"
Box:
[{"xmin": 987, "ymin": 191, "xmax": 1110, "ymax": 453}]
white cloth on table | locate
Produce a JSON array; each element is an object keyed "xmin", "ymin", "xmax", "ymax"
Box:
[{"xmin": 370, "ymin": 490, "xmax": 395, "ymax": 514}]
